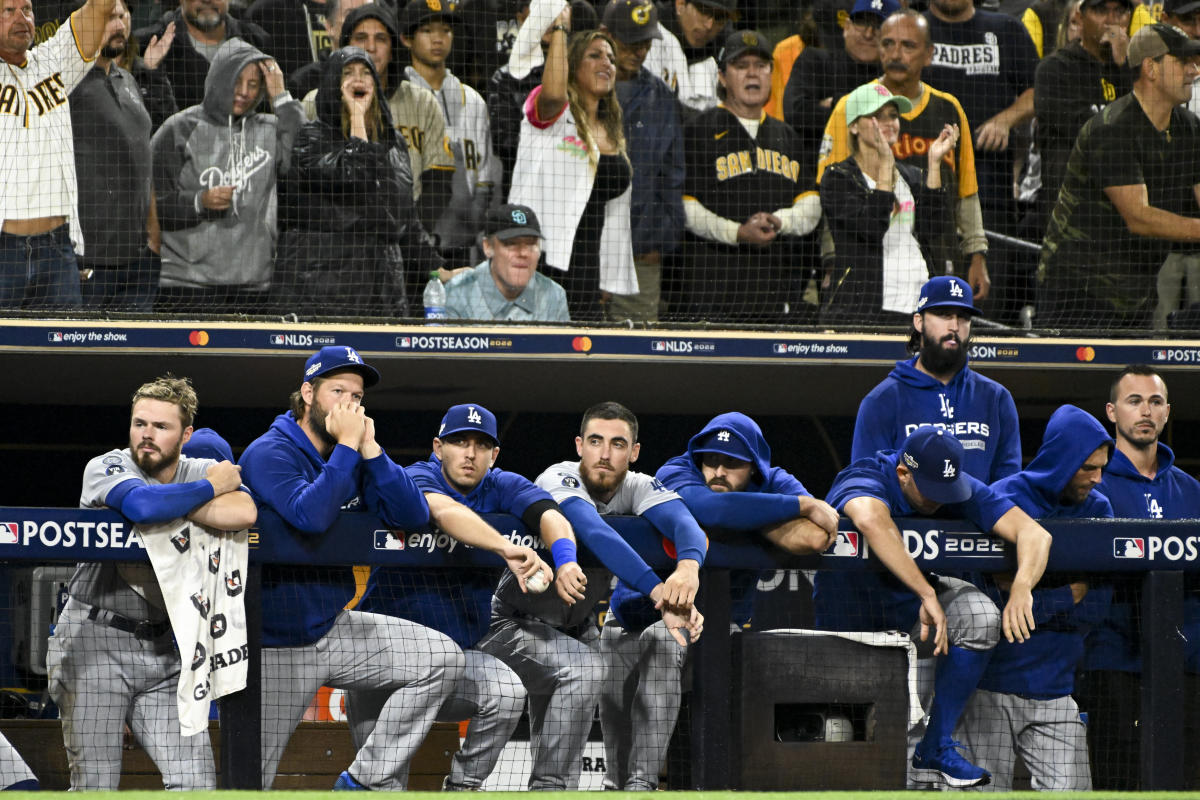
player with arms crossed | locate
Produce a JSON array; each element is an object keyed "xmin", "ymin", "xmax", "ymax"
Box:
[
  {"xmin": 48, "ymin": 376, "xmax": 256, "ymax": 789},
  {"xmin": 477, "ymin": 401, "xmax": 705, "ymax": 790},
  {"xmin": 814, "ymin": 427, "xmax": 1052, "ymax": 788}
]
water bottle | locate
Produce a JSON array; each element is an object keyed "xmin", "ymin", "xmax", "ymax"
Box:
[{"xmin": 423, "ymin": 270, "xmax": 447, "ymax": 320}]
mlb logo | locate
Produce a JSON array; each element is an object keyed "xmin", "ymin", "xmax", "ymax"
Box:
[
  {"xmin": 1153, "ymin": 350, "xmax": 1167, "ymax": 361},
  {"xmin": 396, "ymin": 336, "xmax": 412, "ymax": 348},
  {"xmin": 48, "ymin": 332, "xmax": 62, "ymax": 342},
  {"xmin": 270, "ymin": 334, "xmax": 285, "ymax": 345},
  {"xmin": 773, "ymin": 343, "xmax": 788, "ymax": 354},
  {"xmin": 651, "ymin": 341, "xmax": 667, "ymax": 352},
  {"xmin": 829, "ymin": 531, "xmax": 859, "ymax": 556},
  {"xmin": 0, "ymin": 523, "xmax": 17, "ymax": 544},
  {"xmin": 1113, "ymin": 538, "xmax": 1145, "ymax": 559},
  {"xmin": 374, "ymin": 530, "xmax": 405, "ymax": 550}
]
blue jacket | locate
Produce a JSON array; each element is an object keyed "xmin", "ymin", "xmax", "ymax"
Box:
[
  {"xmin": 239, "ymin": 412, "xmax": 429, "ymax": 647},
  {"xmin": 852, "ymin": 356, "xmax": 1022, "ymax": 484},
  {"xmin": 617, "ymin": 67, "xmax": 685, "ymax": 258},
  {"xmin": 359, "ymin": 456, "xmax": 554, "ymax": 648},
  {"xmin": 1088, "ymin": 442, "xmax": 1200, "ymax": 672},
  {"xmin": 656, "ymin": 412, "xmax": 811, "ymax": 624},
  {"xmin": 975, "ymin": 405, "xmax": 1114, "ymax": 698}
]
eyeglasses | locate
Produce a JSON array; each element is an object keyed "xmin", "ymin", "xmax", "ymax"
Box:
[
  {"xmin": 689, "ymin": 1, "xmax": 732, "ymax": 24},
  {"xmin": 848, "ymin": 13, "xmax": 882, "ymax": 32}
]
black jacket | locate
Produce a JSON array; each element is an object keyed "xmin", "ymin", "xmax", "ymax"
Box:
[{"xmin": 820, "ymin": 157, "xmax": 947, "ymax": 324}]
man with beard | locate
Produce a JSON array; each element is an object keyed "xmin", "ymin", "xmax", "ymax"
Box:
[
  {"xmin": 135, "ymin": 0, "xmax": 270, "ymax": 112},
  {"xmin": 953, "ymin": 405, "xmax": 1113, "ymax": 791},
  {"xmin": 813, "ymin": 426, "xmax": 1053, "ymax": 789},
  {"xmin": 477, "ymin": 401, "xmax": 705, "ymax": 790},
  {"xmin": 1, "ymin": 0, "xmax": 118, "ymax": 309},
  {"xmin": 238, "ymin": 346, "xmax": 463, "ymax": 790},
  {"xmin": 589, "ymin": 412, "xmax": 838, "ymax": 791},
  {"xmin": 1079, "ymin": 365, "xmax": 1200, "ymax": 789},
  {"xmin": 851, "ymin": 275, "xmax": 1022, "ymax": 483},
  {"xmin": 70, "ymin": 0, "xmax": 167, "ymax": 311},
  {"xmin": 47, "ymin": 375, "xmax": 256, "ymax": 789}
]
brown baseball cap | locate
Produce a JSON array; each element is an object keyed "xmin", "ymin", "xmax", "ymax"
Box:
[{"xmin": 1127, "ymin": 23, "xmax": 1200, "ymax": 66}]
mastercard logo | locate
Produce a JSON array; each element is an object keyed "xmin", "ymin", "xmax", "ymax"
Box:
[
  {"xmin": 572, "ymin": 336, "xmax": 592, "ymax": 352},
  {"xmin": 1075, "ymin": 346, "xmax": 1095, "ymax": 362},
  {"xmin": 188, "ymin": 330, "xmax": 210, "ymax": 346}
]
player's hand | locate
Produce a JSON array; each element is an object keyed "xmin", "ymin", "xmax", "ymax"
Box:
[
  {"xmin": 968, "ymin": 253, "xmax": 991, "ymax": 301},
  {"xmin": 359, "ymin": 413, "xmax": 382, "ymax": 460},
  {"xmin": 503, "ymin": 545, "xmax": 548, "ymax": 591},
  {"xmin": 554, "ymin": 561, "xmax": 587, "ymax": 605},
  {"xmin": 1101, "ymin": 25, "xmax": 1129, "ymax": 65},
  {"xmin": 326, "ymin": 403, "xmax": 367, "ymax": 450},
  {"xmin": 201, "ymin": 186, "xmax": 235, "ymax": 211},
  {"xmin": 1002, "ymin": 579, "xmax": 1036, "ymax": 643},
  {"xmin": 799, "ymin": 496, "xmax": 839, "ymax": 536},
  {"xmin": 737, "ymin": 213, "xmax": 779, "ymax": 247},
  {"xmin": 205, "ymin": 460, "xmax": 242, "ymax": 495},
  {"xmin": 662, "ymin": 605, "xmax": 704, "ymax": 647},
  {"xmin": 928, "ymin": 123, "xmax": 960, "ymax": 165},
  {"xmin": 918, "ymin": 593, "xmax": 948, "ymax": 656},
  {"xmin": 259, "ymin": 58, "xmax": 285, "ymax": 98},
  {"xmin": 142, "ymin": 21, "xmax": 175, "ymax": 70},
  {"xmin": 658, "ymin": 559, "xmax": 699, "ymax": 612}
]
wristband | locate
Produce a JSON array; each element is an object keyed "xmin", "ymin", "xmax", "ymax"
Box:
[
  {"xmin": 551, "ymin": 538, "xmax": 577, "ymax": 568},
  {"xmin": 551, "ymin": 24, "xmax": 568, "ymax": 33}
]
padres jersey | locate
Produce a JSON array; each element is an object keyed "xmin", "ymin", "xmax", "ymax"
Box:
[
  {"xmin": 73, "ymin": 449, "xmax": 216, "ymax": 621},
  {"xmin": 0, "ymin": 16, "xmax": 94, "ymax": 249},
  {"xmin": 406, "ymin": 68, "xmax": 494, "ymax": 196},
  {"xmin": 817, "ymin": 80, "xmax": 977, "ymax": 200},
  {"xmin": 684, "ymin": 105, "xmax": 814, "ymax": 224}
]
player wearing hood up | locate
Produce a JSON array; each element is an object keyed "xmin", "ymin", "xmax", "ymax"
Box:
[
  {"xmin": 954, "ymin": 405, "xmax": 1114, "ymax": 791},
  {"xmin": 150, "ymin": 39, "xmax": 303, "ymax": 314}
]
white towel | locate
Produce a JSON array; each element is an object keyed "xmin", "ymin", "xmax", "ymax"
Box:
[{"xmin": 136, "ymin": 518, "xmax": 249, "ymax": 736}]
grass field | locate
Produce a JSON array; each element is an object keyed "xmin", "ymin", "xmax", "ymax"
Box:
[{"xmin": 9, "ymin": 793, "xmax": 1200, "ymax": 799}]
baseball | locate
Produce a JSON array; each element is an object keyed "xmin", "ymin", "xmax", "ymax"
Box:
[{"xmin": 525, "ymin": 569, "xmax": 550, "ymax": 594}]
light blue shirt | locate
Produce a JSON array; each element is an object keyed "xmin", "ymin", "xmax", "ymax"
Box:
[{"xmin": 444, "ymin": 261, "xmax": 571, "ymax": 322}]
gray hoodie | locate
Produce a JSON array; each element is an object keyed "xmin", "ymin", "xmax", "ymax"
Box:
[{"xmin": 151, "ymin": 39, "xmax": 305, "ymax": 289}]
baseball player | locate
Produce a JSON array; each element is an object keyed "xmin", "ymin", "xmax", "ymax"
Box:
[
  {"xmin": 852, "ymin": 275, "xmax": 1022, "ymax": 483},
  {"xmin": 1082, "ymin": 365, "xmax": 1200, "ymax": 789},
  {"xmin": 814, "ymin": 427, "xmax": 1053, "ymax": 788},
  {"xmin": 955, "ymin": 405, "xmax": 1114, "ymax": 791},
  {"xmin": 237, "ymin": 346, "xmax": 464, "ymax": 790},
  {"xmin": 348, "ymin": 402, "xmax": 563, "ymax": 790},
  {"xmin": 47, "ymin": 376, "xmax": 256, "ymax": 790},
  {"xmin": 476, "ymin": 401, "xmax": 705, "ymax": 790},
  {"xmin": 0, "ymin": 0, "xmax": 119, "ymax": 308},
  {"xmin": 587, "ymin": 412, "xmax": 840, "ymax": 791}
]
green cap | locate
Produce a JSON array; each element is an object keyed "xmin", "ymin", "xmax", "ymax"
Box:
[{"xmin": 844, "ymin": 82, "xmax": 913, "ymax": 127}]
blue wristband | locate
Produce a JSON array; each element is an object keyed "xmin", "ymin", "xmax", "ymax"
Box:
[{"xmin": 551, "ymin": 538, "xmax": 578, "ymax": 568}]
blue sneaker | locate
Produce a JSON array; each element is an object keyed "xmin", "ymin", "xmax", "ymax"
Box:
[
  {"xmin": 333, "ymin": 771, "xmax": 368, "ymax": 791},
  {"xmin": 911, "ymin": 738, "xmax": 991, "ymax": 788}
]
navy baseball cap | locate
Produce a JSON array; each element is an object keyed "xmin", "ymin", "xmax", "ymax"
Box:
[
  {"xmin": 486, "ymin": 204, "xmax": 542, "ymax": 241},
  {"xmin": 915, "ymin": 276, "xmax": 982, "ymax": 316},
  {"xmin": 850, "ymin": 0, "xmax": 901, "ymax": 21},
  {"xmin": 438, "ymin": 403, "xmax": 499, "ymax": 445},
  {"xmin": 718, "ymin": 29, "xmax": 772, "ymax": 66},
  {"xmin": 303, "ymin": 346, "xmax": 380, "ymax": 388},
  {"xmin": 899, "ymin": 428, "xmax": 972, "ymax": 505},
  {"xmin": 693, "ymin": 428, "xmax": 754, "ymax": 463},
  {"xmin": 183, "ymin": 428, "xmax": 235, "ymax": 463},
  {"xmin": 603, "ymin": 0, "xmax": 662, "ymax": 44},
  {"xmin": 399, "ymin": 0, "xmax": 461, "ymax": 34}
]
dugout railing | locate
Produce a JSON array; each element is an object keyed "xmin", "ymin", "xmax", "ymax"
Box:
[{"xmin": 0, "ymin": 508, "xmax": 1196, "ymax": 790}]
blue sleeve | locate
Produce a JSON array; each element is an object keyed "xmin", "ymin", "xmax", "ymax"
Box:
[
  {"xmin": 106, "ymin": 478, "xmax": 216, "ymax": 525},
  {"xmin": 361, "ymin": 450, "xmax": 430, "ymax": 528},
  {"xmin": 825, "ymin": 463, "xmax": 891, "ymax": 513},
  {"xmin": 492, "ymin": 470, "xmax": 554, "ymax": 516},
  {"xmin": 559, "ymin": 496, "xmax": 660, "ymax": 596},
  {"xmin": 991, "ymin": 389, "xmax": 1023, "ymax": 482},
  {"xmin": 851, "ymin": 390, "xmax": 896, "ymax": 463},
  {"xmin": 675, "ymin": 485, "xmax": 801, "ymax": 530},
  {"xmin": 642, "ymin": 498, "xmax": 707, "ymax": 564},
  {"xmin": 764, "ymin": 466, "xmax": 809, "ymax": 496},
  {"xmin": 241, "ymin": 442, "xmax": 361, "ymax": 534},
  {"xmin": 405, "ymin": 460, "xmax": 445, "ymax": 494},
  {"xmin": 1031, "ymin": 585, "xmax": 1077, "ymax": 624},
  {"xmin": 964, "ymin": 479, "xmax": 1015, "ymax": 532}
]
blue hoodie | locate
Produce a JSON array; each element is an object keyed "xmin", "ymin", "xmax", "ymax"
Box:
[
  {"xmin": 359, "ymin": 456, "xmax": 555, "ymax": 648},
  {"xmin": 239, "ymin": 412, "xmax": 429, "ymax": 647},
  {"xmin": 655, "ymin": 412, "xmax": 814, "ymax": 625},
  {"xmin": 852, "ymin": 356, "xmax": 1022, "ymax": 484},
  {"xmin": 973, "ymin": 405, "xmax": 1114, "ymax": 698},
  {"xmin": 1088, "ymin": 442, "xmax": 1200, "ymax": 673}
]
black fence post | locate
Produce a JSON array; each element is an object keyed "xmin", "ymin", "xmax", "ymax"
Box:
[
  {"xmin": 218, "ymin": 562, "xmax": 262, "ymax": 789},
  {"xmin": 1141, "ymin": 569, "xmax": 1184, "ymax": 790},
  {"xmin": 689, "ymin": 567, "xmax": 731, "ymax": 789}
]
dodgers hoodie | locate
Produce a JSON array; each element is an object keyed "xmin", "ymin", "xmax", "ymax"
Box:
[{"xmin": 852, "ymin": 356, "xmax": 1022, "ymax": 484}]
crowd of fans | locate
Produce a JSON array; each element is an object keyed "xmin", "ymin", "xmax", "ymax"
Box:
[{"xmin": 5, "ymin": 0, "xmax": 1200, "ymax": 327}]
